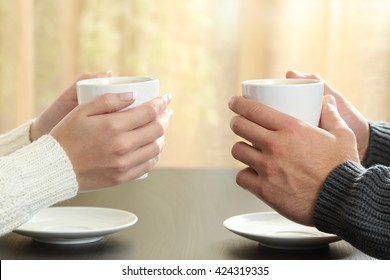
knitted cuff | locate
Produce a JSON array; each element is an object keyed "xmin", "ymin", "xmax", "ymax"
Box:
[
  {"xmin": 0, "ymin": 120, "xmax": 34, "ymax": 156},
  {"xmin": 363, "ymin": 121, "xmax": 390, "ymax": 167},
  {"xmin": 314, "ymin": 160, "xmax": 390, "ymax": 259},
  {"xmin": 0, "ymin": 135, "xmax": 78, "ymax": 235},
  {"xmin": 313, "ymin": 161, "xmax": 366, "ymax": 238}
]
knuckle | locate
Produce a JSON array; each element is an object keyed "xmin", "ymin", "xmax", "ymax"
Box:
[
  {"xmin": 153, "ymin": 122, "xmax": 165, "ymax": 138},
  {"xmin": 337, "ymin": 126, "xmax": 355, "ymax": 140},
  {"xmin": 105, "ymin": 171, "xmax": 124, "ymax": 186},
  {"xmin": 246, "ymin": 105, "xmax": 262, "ymax": 121},
  {"xmin": 235, "ymin": 171, "xmax": 245, "ymax": 186},
  {"xmin": 235, "ymin": 170, "xmax": 253, "ymax": 190},
  {"xmin": 270, "ymin": 141, "xmax": 286, "ymax": 158},
  {"xmin": 259, "ymin": 162, "xmax": 273, "ymax": 178},
  {"xmin": 112, "ymin": 140, "xmax": 128, "ymax": 156},
  {"xmin": 142, "ymin": 163, "xmax": 152, "ymax": 174},
  {"xmin": 285, "ymin": 117, "xmax": 304, "ymax": 132},
  {"xmin": 110, "ymin": 177, "xmax": 123, "ymax": 186},
  {"xmin": 231, "ymin": 142, "xmax": 243, "ymax": 160},
  {"xmin": 149, "ymin": 154, "xmax": 161, "ymax": 168},
  {"xmin": 104, "ymin": 119, "xmax": 121, "ymax": 133},
  {"xmin": 150, "ymin": 141, "xmax": 164, "ymax": 157},
  {"xmin": 230, "ymin": 116, "xmax": 243, "ymax": 133},
  {"xmin": 112, "ymin": 158, "xmax": 128, "ymax": 174},
  {"xmin": 141, "ymin": 159, "xmax": 155, "ymax": 174},
  {"xmin": 72, "ymin": 104, "xmax": 85, "ymax": 114},
  {"xmin": 281, "ymin": 118, "xmax": 307, "ymax": 141},
  {"xmin": 145, "ymin": 104, "xmax": 159, "ymax": 120}
]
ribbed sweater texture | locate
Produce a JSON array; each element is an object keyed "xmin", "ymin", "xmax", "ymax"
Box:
[
  {"xmin": 314, "ymin": 121, "xmax": 390, "ymax": 259},
  {"xmin": 2, "ymin": 121, "xmax": 390, "ymax": 258},
  {"xmin": 0, "ymin": 121, "xmax": 78, "ymax": 236}
]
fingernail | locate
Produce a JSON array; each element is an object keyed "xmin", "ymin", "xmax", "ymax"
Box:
[
  {"xmin": 119, "ymin": 92, "xmax": 136, "ymax": 101},
  {"xmin": 228, "ymin": 95, "xmax": 236, "ymax": 107}
]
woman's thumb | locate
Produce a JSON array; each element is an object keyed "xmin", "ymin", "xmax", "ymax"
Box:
[{"xmin": 82, "ymin": 92, "xmax": 136, "ymax": 115}]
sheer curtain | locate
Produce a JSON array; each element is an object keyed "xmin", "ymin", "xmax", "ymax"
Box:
[
  {"xmin": 1, "ymin": 0, "xmax": 390, "ymax": 167},
  {"xmin": 239, "ymin": 0, "xmax": 390, "ymax": 121}
]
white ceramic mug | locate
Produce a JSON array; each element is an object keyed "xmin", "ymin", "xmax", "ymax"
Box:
[
  {"xmin": 77, "ymin": 76, "xmax": 159, "ymax": 110},
  {"xmin": 77, "ymin": 76, "xmax": 159, "ymax": 179},
  {"xmin": 242, "ymin": 78, "xmax": 324, "ymax": 126}
]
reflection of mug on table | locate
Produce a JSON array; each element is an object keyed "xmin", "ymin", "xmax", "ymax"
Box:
[
  {"xmin": 77, "ymin": 76, "xmax": 159, "ymax": 179},
  {"xmin": 242, "ymin": 79, "xmax": 324, "ymax": 126}
]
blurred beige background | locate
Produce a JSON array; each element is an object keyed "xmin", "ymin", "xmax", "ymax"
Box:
[{"xmin": 1, "ymin": 0, "xmax": 390, "ymax": 167}]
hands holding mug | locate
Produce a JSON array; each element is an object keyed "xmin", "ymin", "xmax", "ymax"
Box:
[
  {"xmin": 229, "ymin": 71, "xmax": 367, "ymax": 226},
  {"xmin": 286, "ymin": 71, "xmax": 370, "ymax": 161},
  {"xmin": 29, "ymin": 69, "xmax": 370, "ymax": 225},
  {"xmin": 31, "ymin": 72, "xmax": 172, "ymax": 192},
  {"xmin": 30, "ymin": 71, "xmax": 113, "ymax": 141}
]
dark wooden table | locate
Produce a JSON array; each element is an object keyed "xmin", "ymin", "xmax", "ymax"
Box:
[{"xmin": 0, "ymin": 168, "xmax": 374, "ymax": 260}]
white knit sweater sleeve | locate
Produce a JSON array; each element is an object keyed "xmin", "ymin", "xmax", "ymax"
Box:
[
  {"xmin": 0, "ymin": 123, "xmax": 79, "ymax": 236},
  {"xmin": 0, "ymin": 121, "xmax": 33, "ymax": 156}
]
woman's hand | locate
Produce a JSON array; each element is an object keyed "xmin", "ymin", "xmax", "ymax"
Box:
[
  {"xmin": 30, "ymin": 71, "xmax": 112, "ymax": 141},
  {"xmin": 50, "ymin": 92, "xmax": 172, "ymax": 191}
]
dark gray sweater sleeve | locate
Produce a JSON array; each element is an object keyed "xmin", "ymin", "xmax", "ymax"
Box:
[
  {"xmin": 313, "ymin": 122, "xmax": 390, "ymax": 259},
  {"xmin": 364, "ymin": 121, "xmax": 390, "ymax": 167}
]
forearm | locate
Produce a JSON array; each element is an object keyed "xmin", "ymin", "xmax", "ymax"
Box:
[
  {"xmin": 0, "ymin": 135, "xmax": 78, "ymax": 236},
  {"xmin": 314, "ymin": 160, "xmax": 390, "ymax": 259},
  {"xmin": 0, "ymin": 121, "xmax": 33, "ymax": 156}
]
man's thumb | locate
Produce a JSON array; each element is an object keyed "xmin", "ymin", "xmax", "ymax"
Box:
[
  {"xmin": 82, "ymin": 92, "xmax": 136, "ymax": 115},
  {"xmin": 320, "ymin": 95, "xmax": 348, "ymax": 131}
]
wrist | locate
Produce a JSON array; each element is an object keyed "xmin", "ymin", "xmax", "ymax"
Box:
[
  {"xmin": 357, "ymin": 120, "xmax": 370, "ymax": 162},
  {"xmin": 29, "ymin": 119, "xmax": 43, "ymax": 142}
]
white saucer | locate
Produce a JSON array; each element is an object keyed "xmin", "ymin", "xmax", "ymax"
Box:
[
  {"xmin": 14, "ymin": 207, "xmax": 138, "ymax": 245},
  {"xmin": 224, "ymin": 212, "xmax": 340, "ymax": 250}
]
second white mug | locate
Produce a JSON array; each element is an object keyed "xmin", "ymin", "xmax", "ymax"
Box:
[{"xmin": 242, "ymin": 78, "xmax": 324, "ymax": 126}]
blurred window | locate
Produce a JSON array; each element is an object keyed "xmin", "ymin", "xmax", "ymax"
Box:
[{"xmin": 1, "ymin": 0, "xmax": 390, "ymax": 167}]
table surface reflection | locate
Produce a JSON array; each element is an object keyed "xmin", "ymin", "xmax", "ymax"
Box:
[{"xmin": 0, "ymin": 168, "xmax": 374, "ymax": 260}]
